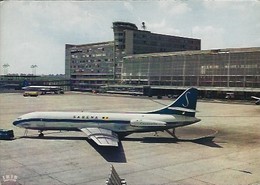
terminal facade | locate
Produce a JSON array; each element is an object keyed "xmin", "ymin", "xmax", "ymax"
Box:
[
  {"xmin": 65, "ymin": 42, "xmax": 115, "ymax": 91},
  {"xmin": 65, "ymin": 21, "xmax": 201, "ymax": 91},
  {"xmin": 122, "ymin": 47, "xmax": 260, "ymax": 87},
  {"xmin": 122, "ymin": 47, "xmax": 260, "ymax": 98}
]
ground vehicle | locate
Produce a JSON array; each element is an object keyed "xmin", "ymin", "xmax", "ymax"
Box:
[
  {"xmin": 225, "ymin": 92, "xmax": 235, "ymax": 99},
  {"xmin": 23, "ymin": 91, "xmax": 38, "ymax": 97},
  {"xmin": 0, "ymin": 129, "xmax": 14, "ymax": 140}
]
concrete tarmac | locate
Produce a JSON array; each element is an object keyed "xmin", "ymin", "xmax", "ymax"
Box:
[{"xmin": 0, "ymin": 92, "xmax": 259, "ymax": 185}]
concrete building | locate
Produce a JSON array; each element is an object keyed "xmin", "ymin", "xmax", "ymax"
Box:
[
  {"xmin": 65, "ymin": 42, "xmax": 115, "ymax": 91},
  {"xmin": 122, "ymin": 47, "xmax": 260, "ymax": 98},
  {"xmin": 65, "ymin": 21, "xmax": 201, "ymax": 91}
]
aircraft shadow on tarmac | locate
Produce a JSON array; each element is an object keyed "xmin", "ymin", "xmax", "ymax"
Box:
[
  {"xmin": 87, "ymin": 140, "xmax": 127, "ymax": 163},
  {"xmin": 123, "ymin": 135, "xmax": 222, "ymax": 148},
  {"xmin": 21, "ymin": 135, "xmax": 88, "ymax": 140},
  {"xmin": 20, "ymin": 135, "xmax": 127, "ymax": 163},
  {"xmin": 20, "ymin": 134, "xmax": 221, "ymax": 163}
]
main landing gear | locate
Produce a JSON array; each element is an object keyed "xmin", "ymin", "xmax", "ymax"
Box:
[
  {"xmin": 38, "ymin": 130, "xmax": 44, "ymax": 137},
  {"xmin": 166, "ymin": 128, "xmax": 178, "ymax": 139}
]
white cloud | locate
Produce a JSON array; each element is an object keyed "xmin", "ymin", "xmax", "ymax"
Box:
[
  {"xmin": 203, "ymin": 0, "xmax": 257, "ymax": 12},
  {"xmin": 148, "ymin": 19, "xmax": 181, "ymax": 35},
  {"xmin": 0, "ymin": 1, "xmax": 112, "ymax": 74},
  {"xmin": 0, "ymin": 2, "xmax": 66, "ymax": 74},
  {"xmin": 192, "ymin": 26, "xmax": 225, "ymax": 49},
  {"xmin": 19, "ymin": 2, "xmax": 104, "ymax": 42},
  {"xmin": 158, "ymin": 1, "xmax": 191, "ymax": 16},
  {"xmin": 123, "ymin": 2, "xmax": 134, "ymax": 12},
  {"xmin": 1, "ymin": 28, "xmax": 64, "ymax": 75}
]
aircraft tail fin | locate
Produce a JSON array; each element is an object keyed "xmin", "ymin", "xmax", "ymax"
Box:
[{"xmin": 147, "ymin": 87, "xmax": 198, "ymax": 117}]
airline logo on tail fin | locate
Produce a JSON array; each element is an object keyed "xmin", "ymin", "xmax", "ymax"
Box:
[
  {"xmin": 182, "ymin": 91, "xmax": 190, "ymax": 107},
  {"xmin": 147, "ymin": 87, "xmax": 198, "ymax": 117}
]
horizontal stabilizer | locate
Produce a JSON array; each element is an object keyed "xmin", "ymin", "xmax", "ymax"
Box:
[{"xmin": 168, "ymin": 107, "xmax": 197, "ymax": 113}]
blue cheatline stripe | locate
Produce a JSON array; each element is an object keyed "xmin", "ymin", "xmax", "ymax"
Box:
[{"xmin": 13, "ymin": 118, "xmax": 130, "ymax": 125}]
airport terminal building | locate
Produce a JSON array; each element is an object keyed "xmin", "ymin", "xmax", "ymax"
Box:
[
  {"xmin": 122, "ymin": 47, "xmax": 260, "ymax": 98},
  {"xmin": 65, "ymin": 21, "xmax": 201, "ymax": 91},
  {"xmin": 65, "ymin": 21, "xmax": 259, "ymax": 98}
]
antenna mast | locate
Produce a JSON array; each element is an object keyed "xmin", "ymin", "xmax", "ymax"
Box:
[{"xmin": 141, "ymin": 22, "xmax": 146, "ymax": 30}]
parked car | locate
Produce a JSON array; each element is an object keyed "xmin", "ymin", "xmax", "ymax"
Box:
[{"xmin": 0, "ymin": 129, "xmax": 14, "ymax": 140}]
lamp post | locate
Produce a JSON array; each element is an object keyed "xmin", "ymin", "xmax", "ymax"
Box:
[
  {"xmin": 31, "ymin": 65, "xmax": 38, "ymax": 76},
  {"xmin": 2, "ymin": 63, "xmax": 10, "ymax": 75}
]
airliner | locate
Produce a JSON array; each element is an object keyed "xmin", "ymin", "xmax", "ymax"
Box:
[
  {"xmin": 13, "ymin": 88, "xmax": 201, "ymax": 147},
  {"xmin": 22, "ymin": 86, "xmax": 64, "ymax": 95},
  {"xmin": 251, "ymin": 96, "xmax": 260, "ymax": 105}
]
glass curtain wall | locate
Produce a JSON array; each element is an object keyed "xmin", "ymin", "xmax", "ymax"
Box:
[{"xmin": 122, "ymin": 49, "xmax": 260, "ymax": 88}]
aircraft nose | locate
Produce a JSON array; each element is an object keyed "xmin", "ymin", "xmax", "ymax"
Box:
[
  {"xmin": 13, "ymin": 117, "xmax": 22, "ymax": 126},
  {"xmin": 13, "ymin": 120, "xmax": 19, "ymax": 126}
]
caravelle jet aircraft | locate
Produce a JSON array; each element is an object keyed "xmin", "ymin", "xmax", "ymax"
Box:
[
  {"xmin": 251, "ymin": 96, "xmax": 260, "ymax": 105},
  {"xmin": 13, "ymin": 88, "xmax": 201, "ymax": 147}
]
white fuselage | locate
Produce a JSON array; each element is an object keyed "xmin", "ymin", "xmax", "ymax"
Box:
[
  {"xmin": 13, "ymin": 111, "xmax": 200, "ymax": 134},
  {"xmin": 22, "ymin": 86, "xmax": 63, "ymax": 94}
]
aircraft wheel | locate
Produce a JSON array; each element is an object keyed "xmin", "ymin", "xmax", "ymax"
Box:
[{"xmin": 38, "ymin": 133, "xmax": 44, "ymax": 137}]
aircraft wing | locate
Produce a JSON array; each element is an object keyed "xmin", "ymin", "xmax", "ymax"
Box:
[{"xmin": 80, "ymin": 128, "xmax": 119, "ymax": 147}]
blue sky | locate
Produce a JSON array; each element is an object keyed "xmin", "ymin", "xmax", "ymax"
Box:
[{"xmin": 1, "ymin": 0, "xmax": 260, "ymax": 75}]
